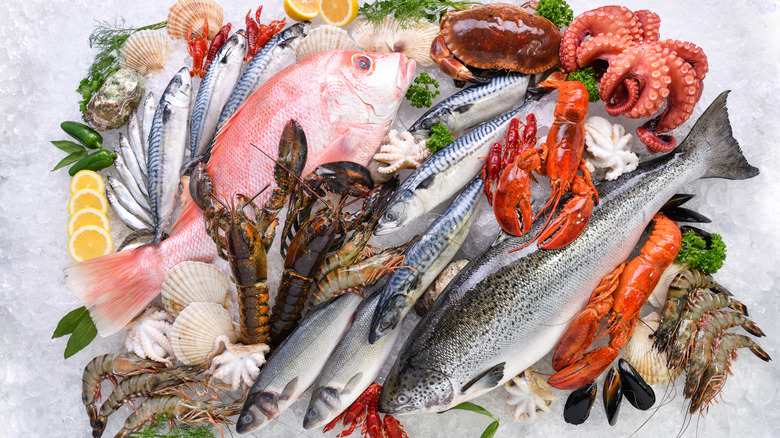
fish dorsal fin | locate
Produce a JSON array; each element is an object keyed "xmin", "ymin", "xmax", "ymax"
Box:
[
  {"xmin": 342, "ymin": 373, "xmax": 364, "ymax": 397},
  {"xmin": 280, "ymin": 377, "xmax": 299, "ymax": 402},
  {"xmin": 461, "ymin": 363, "xmax": 505, "ymax": 395}
]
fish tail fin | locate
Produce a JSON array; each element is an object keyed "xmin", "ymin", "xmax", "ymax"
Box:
[
  {"xmin": 681, "ymin": 90, "xmax": 759, "ymax": 180},
  {"xmin": 170, "ymin": 199, "xmax": 201, "ymax": 236},
  {"xmin": 65, "ymin": 247, "xmax": 165, "ymax": 336}
]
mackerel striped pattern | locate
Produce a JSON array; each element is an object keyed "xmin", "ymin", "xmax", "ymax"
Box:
[
  {"xmin": 216, "ymin": 22, "xmax": 309, "ymax": 131},
  {"xmin": 409, "ymin": 73, "xmax": 529, "ymax": 136}
]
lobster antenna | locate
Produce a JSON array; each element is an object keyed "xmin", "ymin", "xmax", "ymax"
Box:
[{"xmin": 249, "ymin": 142, "xmax": 331, "ymax": 206}]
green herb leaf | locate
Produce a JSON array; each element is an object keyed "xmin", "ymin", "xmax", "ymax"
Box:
[
  {"xmin": 52, "ymin": 140, "xmax": 86, "ymax": 154},
  {"xmin": 481, "ymin": 420, "xmax": 500, "ymax": 438},
  {"xmin": 535, "ymin": 0, "xmax": 574, "ymax": 28},
  {"xmin": 358, "ymin": 0, "xmax": 479, "ymax": 27},
  {"xmin": 405, "ymin": 72, "xmax": 441, "ymax": 108},
  {"xmin": 426, "ymin": 124, "xmax": 455, "ymax": 153},
  {"xmin": 64, "ymin": 312, "xmax": 98, "ymax": 358},
  {"xmin": 52, "ymin": 306, "xmax": 89, "ymax": 338},
  {"xmin": 568, "ymin": 67, "xmax": 600, "ymax": 102},
  {"xmin": 675, "ymin": 230, "xmax": 727, "ymax": 274},
  {"xmin": 439, "ymin": 401, "xmax": 495, "ymax": 419},
  {"xmin": 52, "ymin": 149, "xmax": 88, "ymax": 171}
]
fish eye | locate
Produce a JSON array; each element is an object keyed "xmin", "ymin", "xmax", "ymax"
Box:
[
  {"xmin": 306, "ymin": 408, "xmax": 317, "ymax": 419},
  {"xmin": 421, "ymin": 120, "xmax": 431, "ymax": 129},
  {"xmin": 384, "ymin": 211, "xmax": 396, "ymax": 222},
  {"xmin": 241, "ymin": 414, "xmax": 253, "ymax": 424},
  {"xmin": 395, "ymin": 393, "xmax": 408, "ymax": 404},
  {"xmin": 352, "ymin": 55, "xmax": 372, "ymax": 72}
]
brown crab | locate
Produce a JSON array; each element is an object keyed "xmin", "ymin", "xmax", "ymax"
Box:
[{"xmin": 430, "ymin": 3, "xmax": 562, "ymax": 83}]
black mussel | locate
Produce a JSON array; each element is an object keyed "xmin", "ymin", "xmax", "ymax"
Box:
[
  {"xmin": 603, "ymin": 366, "xmax": 622, "ymax": 426},
  {"xmin": 665, "ymin": 207, "xmax": 711, "ymax": 224},
  {"xmin": 618, "ymin": 359, "xmax": 656, "ymax": 410},
  {"xmin": 564, "ymin": 381, "xmax": 597, "ymax": 425}
]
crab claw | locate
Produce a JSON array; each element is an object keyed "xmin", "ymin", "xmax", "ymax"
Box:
[
  {"xmin": 549, "ymin": 346, "xmax": 620, "ymax": 390},
  {"xmin": 430, "ymin": 35, "xmax": 490, "ymax": 84}
]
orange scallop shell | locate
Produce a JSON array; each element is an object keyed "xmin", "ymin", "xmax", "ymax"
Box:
[{"xmin": 166, "ymin": 0, "xmax": 225, "ymax": 40}]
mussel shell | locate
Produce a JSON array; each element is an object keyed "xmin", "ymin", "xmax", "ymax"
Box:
[
  {"xmin": 618, "ymin": 359, "xmax": 656, "ymax": 410},
  {"xmin": 664, "ymin": 207, "xmax": 711, "ymax": 224},
  {"xmin": 603, "ymin": 367, "xmax": 622, "ymax": 426},
  {"xmin": 563, "ymin": 381, "xmax": 597, "ymax": 425}
]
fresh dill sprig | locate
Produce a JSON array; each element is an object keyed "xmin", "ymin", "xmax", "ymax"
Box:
[
  {"xmin": 127, "ymin": 414, "xmax": 215, "ymax": 438},
  {"xmin": 358, "ymin": 0, "xmax": 480, "ymax": 27},
  {"xmin": 77, "ymin": 19, "xmax": 166, "ymax": 117}
]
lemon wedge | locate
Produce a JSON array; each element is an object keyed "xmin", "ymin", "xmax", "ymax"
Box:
[
  {"xmin": 69, "ymin": 225, "xmax": 113, "ymax": 262},
  {"xmin": 70, "ymin": 170, "xmax": 105, "ymax": 195},
  {"xmin": 284, "ymin": 0, "xmax": 320, "ymax": 21},
  {"xmin": 68, "ymin": 208, "xmax": 110, "ymax": 236},
  {"xmin": 68, "ymin": 188, "xmax": 108, "ymax": 216},
  {"xmin": 319, "ymin": 0, "xmax": 359, "ymax": 27}
]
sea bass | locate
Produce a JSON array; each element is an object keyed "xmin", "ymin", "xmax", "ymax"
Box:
[
  {"xmin": 66, "ymin": 51, "xmax": 415, "ymax": 336},
  {"xmin": 379, "ymin": 92, "xmax": 759, "ymax": 414}
]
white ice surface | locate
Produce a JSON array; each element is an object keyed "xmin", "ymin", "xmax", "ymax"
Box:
[{"xmin": 1, "ymin": 0, "xmax": 779, "ymax": 437}]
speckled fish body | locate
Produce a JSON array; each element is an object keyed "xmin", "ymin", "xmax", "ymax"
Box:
[
  {"xmin": 374, "ymin": 100, "xmax": 532, "ymax": 236},
  {"xmin": 146, "ymin": 68, "xmax": 191, "ymax": 244},
  {"xmin": 237, "ymin": 293, "xmax": 363, "ymax": 434},
  {"xmin": 67, "ymin": 51, "xmax": 413, "ymax": 338},
  {"xmin": 188, "ymin": 33, "xmax": 247, "ymax": 159},
  {"xmin": 370, "ymin": 177, "xmax": 484, "ymax": 343},
  {"xmin": 379, "ymin": 92, "xmax": 759, "ymax": 415},
  {"xmin": 303, "ymin": 292, "xmax": 402, "ymax": 429},
  {"xmin": 216, "ymin": 22, "xmax": 310, "ymax": 131},
  {"xmin": 409, "ymin": 73, "xmax": 529, "ymax": 137}
]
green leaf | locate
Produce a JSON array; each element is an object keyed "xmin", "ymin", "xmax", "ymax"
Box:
[
  {"xmin": 52, "ymin": 140, "xmax": 86, "ymax": 154},
  {"xmin": 64, "ymin": 312, "xmax": 98, "ymax": 358},
  {"xmin": 481, "ymin": 420, "xmax": 500, "ymax": 438},
  {"xmin": 52, "ymin": 306, "xmax": 90, "ymax": 338},
  {"xmin": 52, "ymin": 149, "xmax": 87, "ymax": 171},
  {"xmin": 439, "ymin": 401, "xmax": 495, "ymax": 419}
]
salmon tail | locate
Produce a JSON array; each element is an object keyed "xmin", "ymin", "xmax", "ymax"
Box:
[
  {"xmin": 65, "ymin": 247, "xmax": 164, "ymax": 337},
  {"xmin": 680, "ymin": 90, "xmax": 759, "ymax": 180}
]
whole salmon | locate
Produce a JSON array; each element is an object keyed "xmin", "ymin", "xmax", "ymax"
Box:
[
  {"xmin": 379, "ymin": 91, "xmax": 759, "ymax": 414},
  {"xmin": 66, "ymin": 51, "xmax": 415, "ymax": 336}
]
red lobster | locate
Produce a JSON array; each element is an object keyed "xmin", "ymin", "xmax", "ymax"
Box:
[
  {"xmin": 548, "ymin": 213, "xmax": 681, "ymax": 390},
  {"xmin": 244, "ymin": 5, "xmax": 286, "ymax": 62},
  {"xmin": 324, "ymin": 383, "xmax": 409, "ymax": 438},
  {"xmin": 487, "ymin": 80, "xmax": 599, "ymax": 249}
]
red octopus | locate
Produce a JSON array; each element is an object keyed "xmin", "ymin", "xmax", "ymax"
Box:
[{"xmin": 559, "ymin": 6, "xmax": 708, "ymax": 153}]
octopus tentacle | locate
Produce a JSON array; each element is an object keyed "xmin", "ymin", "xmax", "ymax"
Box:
[
  {"xmin": 598, "ymin": 47, "xmax": 668, "ymax": 120},
  {"xmin": 575, "ymin": 34, "xmax": 633, "ymax": 70},
  {"xmin": 637, "ymin": 117, "xmax": 677, "ymax": 153},
  {"xmin": 605, "ymin": 78, "xmax": 640, "ymax": 116},
  {"xmin": 655, "ymin": 52, "xmax": 700, "ymax": 132},
  {"xmin": 656, "ymin": 39, "xmax": 709, "ymax": 80},
  {"xmin": 634, "ymin": 10, "xmax": 662, "ymax": 43},
  {"xmin": 559, "ymin": 6, "xmax": 641, "ymax": 71}
]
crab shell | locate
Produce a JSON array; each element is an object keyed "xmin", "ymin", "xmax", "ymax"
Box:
[{"xmin": 439, "ymin": 3, "xmax": 562, "ymax": 74}]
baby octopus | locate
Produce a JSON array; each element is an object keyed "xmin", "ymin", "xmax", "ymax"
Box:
[{"xmin": 560, "ymin": 6, "xmax": 708, "ymax": 153}]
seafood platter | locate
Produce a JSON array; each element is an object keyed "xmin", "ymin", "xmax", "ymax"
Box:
[{"xmin": 2, "ymin": 0, "xmax": 779, "ymax": 436}]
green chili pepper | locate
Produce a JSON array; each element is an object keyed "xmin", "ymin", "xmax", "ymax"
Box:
[
  {"xmin": 68, "ymin": 149, "xmax": 116, "ymax": 176},
  {"xmin": 61, "ymin": 121, "xmax": 103, "ymax": 149}
]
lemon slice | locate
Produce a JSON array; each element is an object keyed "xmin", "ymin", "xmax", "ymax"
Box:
[
  {"xmin": 70, "ymin": 170, "xmax": 105, "ymax": 194},
  {"xmin": 69, "ymin": 225, "xmax": 113, "ymax": 262},
  {"xmin": 68, "ymin": 188, "xmax": 108, "ymax": 215},
  {"xmin": 318, "ymin": 0, "xmax": 358, "ymax": 27},
  {"xmin": 284, "ymin": 0, "xmax": 319, "ymax": 21},
  {"xmin": 68, "ymin": 208, "xmax": 110, "ymax": 236}
]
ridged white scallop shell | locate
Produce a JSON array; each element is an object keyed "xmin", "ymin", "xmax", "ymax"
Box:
[
  {"xmin": 170, "ymin": 302, "xmax": 238, "ymax": 366},
  {"xmin": 120, "ymin": 30, "xmax": 173, "ymax": 75},
  {"xmin": 624, "ymin": 312, "xmax": 679, "ymax": 385},
  {"xmin": 166, "ymin": 0, "xmax": 225, "ymax": 40},
  {"xmin": 351, "ymin": 17, "xmax": 396, "ymax": 53},
  {"xmin": 161, "ymin": 261, "xmax": 232, "ymax": 317},
  {"xmin": 392, "ymin": 24, "xmax": 438, "ymax": 66},
  {"xmin": 296, "ymin": 25, "xmax": 358, "ymax": 61}
]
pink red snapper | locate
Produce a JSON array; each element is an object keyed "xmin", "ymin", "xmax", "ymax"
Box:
[{"xmin": 66, "ymin": 51, "xmax": 416, "ymax": 336}]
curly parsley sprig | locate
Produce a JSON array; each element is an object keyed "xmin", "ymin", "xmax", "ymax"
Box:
[
  {"xmin": 675, "ymin": 230, "xmax": 727, "ymax": 274},
  {"xmin": 406, "ymin": 72, "xmax": 440, "ymax": 108}
]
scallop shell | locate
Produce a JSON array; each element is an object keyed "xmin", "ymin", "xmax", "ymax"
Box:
[
  {"xmin": 170, "ymin": 302, "xmax": 238, "ymax": 366},
  {"xmin": 296, "ymin": 26, "xmax": 358, "ymax": 61},
  {"xmin": 351, "ymin": 17, "xmax": 395, "ymax": 53},
  {"xmin": 161, "ymin": 261, "xmax": 232, "ymax": 317},
  {"xmin": 167, "ymin": 0, "xmax": 225, "ymax": 40},
  {"xmin": 120, "ymin": 30, "xmax": 173, "ymax": 75},
  {"xmin": 624, "ymin": 312, "xmax": 680, "ymax": 385},
  {"xmin": 392, "ymin": 24, "xmax": 439, "ymax": 66}
]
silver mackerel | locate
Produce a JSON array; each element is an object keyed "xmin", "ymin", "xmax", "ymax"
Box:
[{"xmin": 379, "ymin": 91, "xmax": 759, "ymax": 414}]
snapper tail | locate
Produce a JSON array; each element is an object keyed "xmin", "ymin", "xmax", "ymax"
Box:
[{"xmin": 65, "ymin": 247, "xmax": 166, "ymax": 336}]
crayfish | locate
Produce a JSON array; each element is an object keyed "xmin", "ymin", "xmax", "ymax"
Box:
[
  {"xmin": 244, "ymin": 5, "xmax": 286, "ymax": 62},
  {"xmin": 186, "ymin": 20, "xmax": 233, "ymax": 78},
  {"xmin": 325, "ymin": 383, "xmax": 409, "ymax": 438},
  {"xmin": 483, "ymin": 80, "xmax": 599, "ymax": 250}
]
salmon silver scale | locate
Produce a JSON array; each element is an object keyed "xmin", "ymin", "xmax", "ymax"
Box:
[{"xmin": 379, "ymin": 91, "xmax": 759, "ymax": 415}]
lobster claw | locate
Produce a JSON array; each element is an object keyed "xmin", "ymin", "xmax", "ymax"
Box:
[
  {"xmin": 549, "ymin": 346, "xmax": 620, "ymax": 390},
  {"xmin": 538, "ymin": 194, "xmax": 595, "ymax": 249},
  {"xmin": 493, "ymin": 155, "xmax": 539, "ymax": 236},
  {"xmin": 551, "ymin": 307, "xmax": 601, "ymax": 371}
]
